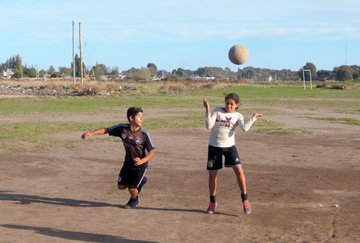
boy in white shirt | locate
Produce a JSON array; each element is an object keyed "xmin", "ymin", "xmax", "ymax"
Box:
[{"xmin": 203, "ymin": 93, "xmax": 262, "ymax": 214}]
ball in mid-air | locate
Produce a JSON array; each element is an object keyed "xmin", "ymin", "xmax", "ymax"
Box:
[{"xmin": 228, "ymin": 44, "xmax": 249, "ymax": 65}]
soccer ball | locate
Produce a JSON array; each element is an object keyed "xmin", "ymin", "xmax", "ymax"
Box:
[{"xmin": 228, "ymin": 44, "xmax": 249, "ymax": 65}]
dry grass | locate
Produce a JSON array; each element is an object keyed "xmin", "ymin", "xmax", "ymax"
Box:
[{"xmin": 0, "ymin": 78, "xmax": 247, "ymax": 96}]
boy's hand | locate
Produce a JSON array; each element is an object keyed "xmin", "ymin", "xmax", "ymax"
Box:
[
  {"xmin": 203, "ymin": 99, "xmax": 209, "ymax": 107},
  {"xmin": 81, "ymin": 132, "xmax": 92, "ymax": 139},
  {"xmin": 134, "ymin": 157, "xmax": 144, "ymax": 166},
  {"xmin": 203, "ymin": 99, "xmax": 210, "ymax": 113},
  {"xmin": 252, "ymin": 113, "xmax": 263, "ymax": 119}
]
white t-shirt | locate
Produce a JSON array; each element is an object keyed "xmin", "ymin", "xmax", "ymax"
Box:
[{"xmin": 205, "ymin": 107, "xmax": 257, "ymax": 148}]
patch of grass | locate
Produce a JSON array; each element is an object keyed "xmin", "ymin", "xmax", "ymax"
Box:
[
  {"xmin": 1, "ymin": 84, "xmax": 359, "ymax": 115},
  {"xmin": 0, "ymin": 123, "xmax": 43, "ymax": 141},
  {"xmin": 0, "ymin": 121, "xmax": 115, "ymax": 142},
  {"xmin": 307, "ymin": 117, "xmax": 360, "ymax": 126},
  {"xmin": 0, "ymin": 113, "xmax": 204, "ymax": 144},
  {"xmin": 255, "ymin": 119, "xmax": 310, "ymax": 135},
  {"xmin": 145, "ymin": 115, "xmax": 204, "ymax": 129},
  {"xmin": 0, "ymin": 95, "xmax": 203, "ymax": 115}
]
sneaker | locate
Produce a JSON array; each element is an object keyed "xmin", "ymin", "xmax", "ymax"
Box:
[
  {"xmin": 137, "ymin": 176, "xmax": 148, "ymax": 194},
  {"xmin": 206, "ymin": 202, "xmax": 217, "ymax": 214},
  {"xmin": 242, "ymin": 200, "xmax": 251, "ymax": 214},
  {"xmin": 124, "ymin": 197, "xmax": 139, "ymax": 209}
]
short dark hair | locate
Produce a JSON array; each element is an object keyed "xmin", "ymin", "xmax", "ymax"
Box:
[
  {"xmin": 127, "ymin": 107, "xmax": 143, "ymax": 121},
  {"xmin": 225, "ymin": 93, "xmax": 240, "ymax": 104}
]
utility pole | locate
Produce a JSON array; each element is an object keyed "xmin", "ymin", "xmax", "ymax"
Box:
[
  {"xmin": 79, "ymin": 22, "xmax": 83, "ymax": 84},
  {"xmin": 72, "ymin": 21, "xmax": 75, "ymax": 83}
]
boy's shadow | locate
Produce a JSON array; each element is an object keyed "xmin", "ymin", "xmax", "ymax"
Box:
[
  {"xmin": 0, "ymin": 190, "xmax": 117, "ymax": 207},
  {"xmin": 0, "ymin": 191, "xmax": 238, "ymax": 217},
  {"xmin": 1, "ymin": 224, "xmax": 155, "ymax": 243},
  {"xmin": 134, "ymin": 206, "xmax": 238, "ymax": 217}
]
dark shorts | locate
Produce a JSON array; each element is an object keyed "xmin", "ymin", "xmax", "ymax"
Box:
[
  {"xmin": 118, "ymin": 164, "xmax": 147, "ymax": 188},
  {"xmin": 207, "ymin": 145, "xmax": 241, "ymax": 170}
]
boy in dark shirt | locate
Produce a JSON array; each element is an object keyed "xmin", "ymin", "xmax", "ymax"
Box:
[{"xmin": 81, "ymin": 107, "xmax": 155, "ymax": 208}]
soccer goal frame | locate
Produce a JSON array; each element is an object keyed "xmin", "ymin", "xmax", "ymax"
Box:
[{"xmin": 302, "ymin": 69, "xmax": 313, "ymax": 90}]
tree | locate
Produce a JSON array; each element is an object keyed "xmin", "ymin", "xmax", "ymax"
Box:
[
  {"xmin": 59, "ymin": 66, "xmax": 72, "ymax": 77},
  {"xmin": 72, "ymin": 54, "xmax": 86, "ymax": 77},
  {"xmin": 299, "ymin": 62, "xmax": 316, "ymax": 81},
  {"xmin": 48, "ymin": 66, "xmax": 56, "ymax": 74},
  {"xmin": 108, "ymin": 66, "xmax": 120, "ymax": 77},
  {"xmin": 90, "ymin": 63, "xmax": 107, "ymax": 78},
  {"xmin": 13, "ymin": 55, "xmax": 23, "ymax": 78},
  {"xmin": 316, "ymin": 70, "xmax": 333, "ymax": 80},
  {"xmin": 5, "ymin": 55, "xmax": 23, "ymax": 78},
  {"xmin": 39, "ymin": 69, "xmax": 46, "ymax": 78},
  {"xmin": 147, "ymin": 63, "xmax": 157, "ymax": 77},
  {"xmin": 123, "ymin": 67, "xmax": 150, "ymax": 81},
  {"xmin": 0, "ymin": 64, "xmax": 7, "ymax": 73},
  {"xmin": 23, "ymin": 65, "xmax": 37, "ymax": 78},
  {"xmin": 238, "ymin": 67, "xmax": 255, "ymax": 80},
  {"xmin": 333, "ymin": 65, "xmax": 353, "ymax": 81},
  {"xmin": 172, "ymin": 68, "xmax": 193, "ymax": 79},
  {"xmin": 351, "ymin": 65, "xmax": 360, "ymax": 80}
]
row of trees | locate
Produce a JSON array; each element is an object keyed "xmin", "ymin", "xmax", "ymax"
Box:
[
  {"xmin": 1, "ymin": 55, "xmax": 359, "ymax": 82},
  {"xmin": 299, "ymin": 62, "xmax": 360, "ymax": 82}
]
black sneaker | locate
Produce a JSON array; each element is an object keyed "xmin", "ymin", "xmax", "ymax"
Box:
[
  {"xmin": 137, "ymin": 176, "xmax": 148, "ymax": 193},
  {"xmin": 124, "ymin": 197, "xmax": 139, "ymax": 209}
]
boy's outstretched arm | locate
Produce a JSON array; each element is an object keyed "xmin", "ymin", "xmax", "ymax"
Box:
[
  {"xmin": 240, "ymin": 113, "xmax": 263, "ymax": 132},
  {"xmin": 81, "ymin": 128, "xmax": 107, "ymax": 139}
]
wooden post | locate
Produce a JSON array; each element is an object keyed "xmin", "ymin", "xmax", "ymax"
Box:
[{"xmin": 79, "ymin": 22, "xmax": 83, "ymax": 84}]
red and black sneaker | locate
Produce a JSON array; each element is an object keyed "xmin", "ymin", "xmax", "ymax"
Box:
[
  {"xmin": 242, "ymin": 199, "xmax": 251, "ymax": 214},
  {"xmin": 206, "ymin": 202, "xmax": 217, "ymax": 214}
]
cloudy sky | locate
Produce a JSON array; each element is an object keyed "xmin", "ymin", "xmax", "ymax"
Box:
[{"xmin": 1, "ymin": 0, "xmax": 359, "ymax": 71}]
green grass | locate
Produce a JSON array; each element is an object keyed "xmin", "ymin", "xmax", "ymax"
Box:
[
  {"xmin": 0, "ymin": 84, "xmax": 357, "ymax": 150},
  {"xmin": 0, "ymin": 113, "xmax": 204, "ymax": 142},
  {"xmin": 0, "ymin": 95, "xmax": 198, "ymax": 115},
  {"xmin": 254, "ymin": 119, "xmax": 310, "ymax": 135},
  {"xmin": 1, "ymin": 84, "xmax": 359, "ymax": 115},
  {"xmin": 196, "ymin": 85, "xmax": 360, "ymax": 111},
  {"xmin": 307, "ymin": 117, "xmax": 360, "ymax": 126},
  {"xmin": 145, "ymin": 115, "xmax": 204, "ymax": 129}
]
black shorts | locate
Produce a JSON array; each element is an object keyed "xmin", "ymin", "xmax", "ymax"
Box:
[
  {"xmin": 118, "ymin": 164, "xmax": 147, "ymax": 188},
  {"xmin": 207, "ymin": 145, "xmax": 241, "ymax": 170}
]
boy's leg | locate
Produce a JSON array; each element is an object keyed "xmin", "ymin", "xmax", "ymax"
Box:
[
  {"xmin": 233, "ymin": 165, "xmax": 251, "ymax": 214},
  {"xmin": 209, "ymin": 170, "xmax": 218, "ymax": 196},
  {"xmin": 117, "ymin": 166, "xmax": 128, "ymax": 190},
  {"xmin": 137, "ymin": 169, "xmax": 148, "ymax": 194},
  {"xmin": 233, "ymin": 165, "xmax": 246, "ymax": 194},
  {"xmin": 137, "ymin": 176, "xmax": 147, "ymax": 194},
  {"xmin": 124, "ymin": 187, "xmax": 139, "ymax": 209},
  {"xmin": 207, "ymin": 170, "xmax": 218, "ymax": 214},
  {"xmin": 206, "ymin": 146, "xmax": 223, "ymax": 214},
  {"xmin": 124, "ymin": 168, "xmax": 146, "ymax": 209}
]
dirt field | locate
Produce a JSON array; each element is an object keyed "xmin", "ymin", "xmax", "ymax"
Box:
[{"xmin": 0, "ymin": 102, "xmax": 359, "ymax": 242}]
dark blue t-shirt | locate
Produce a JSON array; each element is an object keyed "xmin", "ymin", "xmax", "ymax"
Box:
[{"xmin": 107, "ymin": 123, "xmax": 155, "ymax": 169}]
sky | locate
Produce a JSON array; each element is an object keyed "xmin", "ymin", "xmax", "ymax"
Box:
[{"xmin": 1, "ymin": 0, "xmax": 359, "ymax": 72}]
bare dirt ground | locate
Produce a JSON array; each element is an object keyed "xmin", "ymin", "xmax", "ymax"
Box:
[{"xmin": 0, "ymin": 103, "xmax": 359, "ymax": 242}]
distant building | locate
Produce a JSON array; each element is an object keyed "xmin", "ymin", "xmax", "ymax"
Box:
[
  {"xmin": 2, "ymin": 69, "xmax": 15, "ymax": 79},
  {"xmin": 190, "ymin": 75, "xmax": 215, "ymax": 81}
]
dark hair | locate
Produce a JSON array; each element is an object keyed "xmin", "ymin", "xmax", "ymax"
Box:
[
  {"xmin": 127, "ymin": 107, "xmax": 143, "ymax": 121},
  {"xmin": 225, "ymin": 93, "xmax": 240, "ymax": 104}
]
